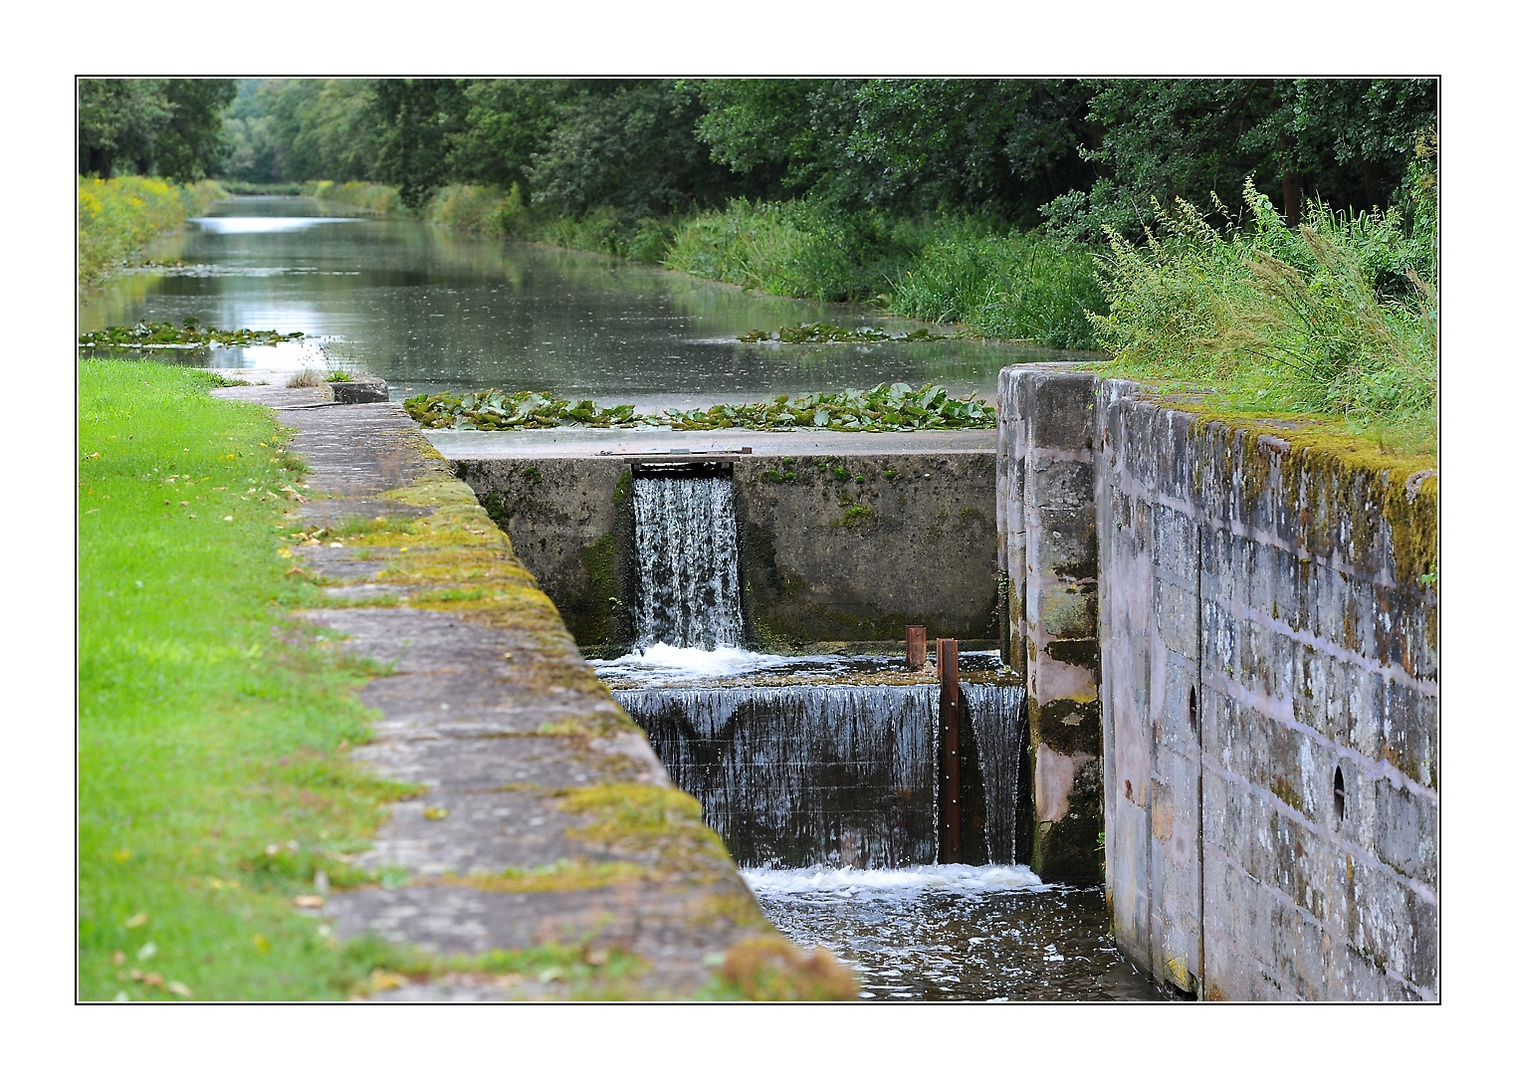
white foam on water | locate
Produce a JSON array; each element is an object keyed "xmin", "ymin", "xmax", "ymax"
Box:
[
  {"xmin": 741, "ymin": 863, "xmax": 1044, "ymax": 896},
  {"xmin": 591, "ymin": 643, "xmax": 828, "ymax": 681}
]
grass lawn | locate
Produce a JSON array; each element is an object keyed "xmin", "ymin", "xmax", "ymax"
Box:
[{"xmin": 77, "ymin": 359, "xmax": 411, "ymax": 1000}]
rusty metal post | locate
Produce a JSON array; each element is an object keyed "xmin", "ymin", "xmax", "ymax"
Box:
[
  {"xmin": 906, "ymin": 626, "xmax": 927, "ymax": 671},
  {"xmin": 937, "ymin": 637, "xmax": 961, "ymax": 864}
]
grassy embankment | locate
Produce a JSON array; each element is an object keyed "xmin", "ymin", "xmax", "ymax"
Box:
[
  {"xmin": 79, "ymin": 361, "xmax": 843, "ymax": 1000},
  {"xmin": 305, "ymin": 180, "xmax": 1106, "ymax": 350},
  {"xmin": 77, "ymin": 362, "xmax": 665, "ymax": 1000},
  {"xmin": 77, "ymin": 176, "xmax": 225, "ymax": 289}
]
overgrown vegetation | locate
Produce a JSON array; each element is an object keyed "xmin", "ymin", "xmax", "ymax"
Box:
[
  {"xmin": 1091, "ymin": 171, "xmax": 1437, "ymax": 450},
  {"xmin": 78, "ymin": 360, "xmax": 415, "ymax": 999},
  {"xmin": 77, "ymin": 176, "xmax": 224, "ymax": 288},
  {"xmin": 403, "ymin": 383, "xmax": 994, "ymax": 432}
]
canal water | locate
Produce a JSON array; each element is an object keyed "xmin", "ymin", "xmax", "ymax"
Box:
[
  {"xmin": 78, "ymin": 195, "xmax": 1078, "ymax": 409},
  {"xmin": 81, "ymin": 195, "xmax": 1154, "ymax": 1000}
]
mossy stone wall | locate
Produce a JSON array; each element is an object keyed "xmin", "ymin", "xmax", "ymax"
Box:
[{"xmin": 1000, "ymin": 367, "xmax": 1439, "ymax": 1000}]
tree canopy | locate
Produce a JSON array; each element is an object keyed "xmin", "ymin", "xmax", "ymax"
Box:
[
  {"xmin": 88, "ymin": 76, "xmax": 1437, "ymax": 239},
  {"xmin": 78, "ymin": 79, "xmax": 236, "ymax": 181}
]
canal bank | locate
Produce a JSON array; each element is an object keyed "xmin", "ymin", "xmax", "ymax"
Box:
[{"xmin": 211, "ymin": 381, "xmax": 854, "ymax": 1000}]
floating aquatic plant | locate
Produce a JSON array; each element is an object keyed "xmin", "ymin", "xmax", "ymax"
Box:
[
  {"xmin": 403, "ymin": 389, "xmax": 638, "ymax": 431},
  {"xmin": 404, "ymin": 382, "xmax": 994, "ymax": 433},
  {"xmin": 79, "ymin": 320, "xmax": 306, "ymax": 349},
  {"xmin": 737, "ymin": 323, "xmax": 947, "ymax": 344}
]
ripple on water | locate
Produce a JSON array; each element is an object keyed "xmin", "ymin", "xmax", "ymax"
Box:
[{"xmin": 742, "ymin": 864, "xmax": 1164, "ymax": 1001}]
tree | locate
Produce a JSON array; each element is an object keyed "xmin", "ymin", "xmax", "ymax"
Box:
[
  {"xmin": 525, "ymin": 81, "xmax": 740, "ymax": 219},
  {"xmin": 1044, "ymin": 78, "xmax": 1438, "ymax": 240},
  {"xmin": 77, "ymin": 78, "xmax": 235, "ymax": 180},
  {"xmin": 370, "ymin": 79, "xmax": 472, "ymax": 208}
]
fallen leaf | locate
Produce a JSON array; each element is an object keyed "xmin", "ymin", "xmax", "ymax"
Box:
[
  {"xmin": 111, "ymin": 950, "xmax": 127, "ymax": 966},
  {"xmin": 142, "ymin": 972, "xmax": 165, "ymax": 988},
  {"xmin": 223, "ymin": 515, "xmax": 234, "ymax": 522},
  {"xmin": 423, "ymin": 806, "xmax": 450, "ymax": 821},
  {"xmin": 113, "ymin": 850, "xmax": 133, "ymax": 863},
  {"xmin": 124, "ymin": 911, "xmax": 148, "ymax": 928},
  {"xmin": 166, "ymin": 981, "xmax": 193, "ymax": 998},
  {"xmin": 292, "ymin": 895, "xmax": 325, "ymax": 908},
  {"xmin": 252, "ymin": 933, "xmax": 270, "ymax": 953},
  {"xmin": 137, "ymin": 942, "xmax": 157, "ymax": 961}
]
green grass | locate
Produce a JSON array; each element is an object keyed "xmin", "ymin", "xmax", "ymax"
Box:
[{"xmin": 77, "ymin": 359, "xmax": 416, "ymax": 1000}]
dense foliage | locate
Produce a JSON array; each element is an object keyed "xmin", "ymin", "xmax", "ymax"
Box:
[
  {"xmin": 81, "ymin": 77, "xmax": 1440, "ymax": 424},
  {"xmin": 1091, "ymin": 175, "xmax": 1437, "ymax": 440},
  {"xmin": 218, "ymin": 78, "xmax": 1434, "ymax": 237},
  {"xmin": 402, "ymin": 383, "xmax": 995, "ymax": 433},
  {"xmin": 79, "ymin": 79, "xmax": 236, "ymax": 181}
]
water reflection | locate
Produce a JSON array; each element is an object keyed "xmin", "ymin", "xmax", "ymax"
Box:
[{"xmin": 80, "ymin": 195, "xmax": 1088, "ymax": 403}]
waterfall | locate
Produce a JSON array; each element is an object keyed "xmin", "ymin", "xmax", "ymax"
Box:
[
  {"xmin": 615, "ymin": 683, "xmax": 1027, "ymax": 869},
  {"xmin": 631, "ymin": 470, "xmax": 744, "ymax": 650}
]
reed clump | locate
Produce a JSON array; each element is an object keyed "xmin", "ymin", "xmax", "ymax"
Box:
[{"xmin": 1091, "ymin": 178, "xmax": 1437, "ymax": 452}]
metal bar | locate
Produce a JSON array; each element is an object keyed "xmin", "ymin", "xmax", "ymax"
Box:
[
  {"xmin": 938, "ymin": 637, "xmax": 961, "ymax": 864},
  {"xmin": 906, "ymin": 626, "xmax": 927, "ymax": 671}
]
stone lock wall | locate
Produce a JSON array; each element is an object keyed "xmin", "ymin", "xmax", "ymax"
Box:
[
  {"xmin": 998, "ymin": 368, "xmax": 1439, "ymax": 1000},
  {"xmin": 453, "ymin": 452, "xmax": 1000, "ymax": 655}
]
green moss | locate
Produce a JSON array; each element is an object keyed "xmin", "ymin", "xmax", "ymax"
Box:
[
  {"xmin": 557, "ymin": 783, "xmax": 730, "ymax": 866},
  {"xmin": 612, "ymin": 469, "xmax": 633, "ymax": 505},
  {"xmin": 1180, "ymin": 407, "xmax": 1437, "ymax": 590},
  {"xmin": 430, "ymin": 859, "xmax": 647, "ymax": 893},
  {"xmin": 839, "ymin": 504, "xmax": 875, "ymax": 528}
]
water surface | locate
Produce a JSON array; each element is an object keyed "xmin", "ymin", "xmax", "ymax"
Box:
[{"xmin": 80, "ymin": 195, "xmax": 1085, "ymax": 407}]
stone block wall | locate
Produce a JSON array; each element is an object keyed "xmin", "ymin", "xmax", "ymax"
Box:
[
  {"xmin": 999, "ymin": 369, "xmax": 1439, "ymax": 999},
  {"xmin": 997, "ymin": 367, "xmax": 1105, "ymax": 883}
]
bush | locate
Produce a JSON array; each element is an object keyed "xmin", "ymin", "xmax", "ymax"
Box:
[{"xmin": 78, "ymin": 176, "xmax": 224, "ymax": 288}]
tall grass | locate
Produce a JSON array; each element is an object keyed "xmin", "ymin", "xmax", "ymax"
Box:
[
  {"xmin": 301, "ymin": 179, "xmax": 406, "ymax": 215},
  {"xmin": 888, "ymin": 226, "xmax": 1105, "ymax": 349},
  {"xmin": 665, "ymin": 199, "xmax": 1105, "ymax": 349},
  {"xmin": 77, "ymin": 176, "xmax": 224, "ymax": 289},
  {"xmin": 1091, "ymin": 180, "xmax": 1437, "ymax": 445}
]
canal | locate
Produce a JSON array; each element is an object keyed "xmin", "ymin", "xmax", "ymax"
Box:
[{"xmin": 80, "ymin": 195, "xmax": 1160, "ymax": 1001}]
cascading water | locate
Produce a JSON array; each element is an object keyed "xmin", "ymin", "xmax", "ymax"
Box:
[
  {"xmin": 631, "ymin": 469, "xmax": 743, "ymax": 650},
  {"xmin": 613, "ymin": 682, "xmax": 1026, "ymax": 868}
]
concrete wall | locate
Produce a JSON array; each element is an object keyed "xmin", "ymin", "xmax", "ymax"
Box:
[
  {"xmin": 998, "ymin": 368, "xmax": 1439, "ymax": 1000},
  {"xmin": 453, "ymin": 452, "xmax": 999, "ymax": 654}
]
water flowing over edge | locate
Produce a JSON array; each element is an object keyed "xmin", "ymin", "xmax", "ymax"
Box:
[{"xmin": 742, "ymin": 863, "xmax": 1045, "ymax": 895}]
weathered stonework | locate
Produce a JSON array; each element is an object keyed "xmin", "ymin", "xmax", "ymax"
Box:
[
  {"xmin": 454, "ymin": 451, "xmax": 1000, "ymax": 654},
  {"xmin": 999, "ymin": 368, "xmax": 1439, "ymax": 999},
  {"xmin": 999, "ymin": 368, "xmax": 1438, "ymax": 999},
  {"xmin": 997, "ymin": 367, "xmax": 1104, "ymax": 883}
]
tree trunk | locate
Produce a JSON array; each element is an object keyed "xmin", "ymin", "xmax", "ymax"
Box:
[{"xmin": 1283, "ymin": 170, "xmax": 1301, "ymax": 228}]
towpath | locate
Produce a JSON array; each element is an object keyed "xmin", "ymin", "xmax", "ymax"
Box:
[{"xmin": 211, "ymin": 383, "xmax": 851, "ymax": 1001}]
